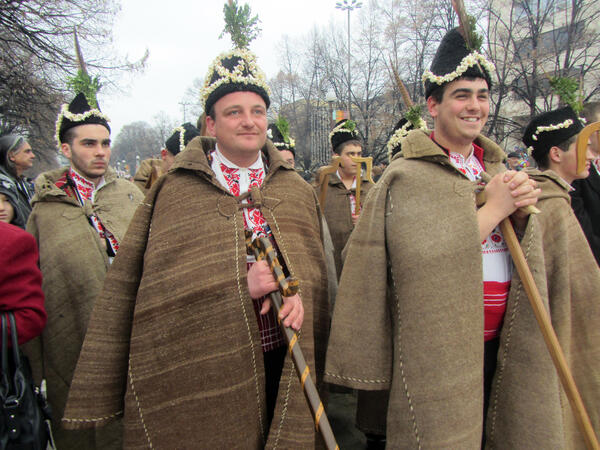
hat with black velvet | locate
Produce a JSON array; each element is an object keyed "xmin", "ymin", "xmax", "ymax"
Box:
[
  {"xmin": 201, "ymin": 49, "xmax": 271, "ymax": 114},
  {"xmin": 55, "ymin": 93, "xmax": 110, "ymax": 145},
  {"xmin": 329, "ymin": 119, "xmax": 360, "ymax": 153},
  {"xmin": 165, "ymin": 122, "xmax": 202, "ymax": 155},
  {"xmin": 522, "ymin": 106, "xmax": 583, "ymax": 164},
  {"xmin": 267, "ymin": 116, "xmax": 295, "ymax": 155},
  {"xmin": 423, "ymin": 28, "xmax": 494, "ymax": 99}
]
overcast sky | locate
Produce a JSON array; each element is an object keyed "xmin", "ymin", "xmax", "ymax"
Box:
[{"xmin": 102, "ymin": 0, "xmax": 348, "ymax": 138}]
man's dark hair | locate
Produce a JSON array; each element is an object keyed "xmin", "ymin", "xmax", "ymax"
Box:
[
  {"xmin": 333, "ymin": 139, "xmax": 362, "ymax": 155},
  {"xmin": 533, "ymin": 134, "xmax": 577, "ymax": 170},
  {"xmin": 208, "ymin": 106, "xmax": 216, "ymax": 121},
  {"xmin": 427, "ymin": 76, "xmax": 489, "ymax": 104},
  {"xmin": 63, "ymin": 127, "xmax": 78, "ymax": 146}
]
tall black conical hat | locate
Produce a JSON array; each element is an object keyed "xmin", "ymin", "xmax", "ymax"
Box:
[
  {"xmin": 522, "ymin": 106, "xmax": 583, "ymax": 163},
  {"xmin": 267, "ymin": 123, "xmax": 295, "ymax": 151},
  {"xmin": 423, "ymin": 28, "xmax": 494, "ymax": 99},
  {"xmin": 165, "ymin": 122, "xmax": 201, "ymax": 155},
  {"xmin": 56, "ymin": 93, "xmax": 110, "ymax": 144},
  {"xmin": 202, "ymin": 49, "xmax": 271, "ymax": 114},
  {"xmin": 329, "ymin": 119, "xmax": 360, "ymax": 152}
]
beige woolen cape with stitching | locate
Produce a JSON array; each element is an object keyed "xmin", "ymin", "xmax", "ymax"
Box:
[
  {"xmin": 25, "ymin": 167, "xmax": 144, "ymax": 449},
  {"xmin": 317, "ymin": 173, "xmax": 373, "ymax": 280},
  {"xmin": 62, "ymin": 137, "xmax": 330, "ymax": 449},
  {"xmin": 526, "ymin": 168, "xmax": 600, "ymax": 448},
  {"xmin": 325, "ymin": 129, "xmax": 599, "ymax": 449}
]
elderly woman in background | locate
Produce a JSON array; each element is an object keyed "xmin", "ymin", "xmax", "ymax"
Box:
[{"xmin": 0, "ymin": 134, "xmax": 36, "ymax": 228}]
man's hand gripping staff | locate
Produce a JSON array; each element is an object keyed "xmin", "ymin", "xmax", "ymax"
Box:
[{"xmin": 245, "ymin": 232, "xmax": 339, "ymax": 450}]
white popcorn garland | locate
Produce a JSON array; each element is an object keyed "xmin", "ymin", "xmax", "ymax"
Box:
[
  {"xmin": 55, "ymin": 104, "xmax": 111, "ymax": 149},
  {"xmin": 531, "ymin": 118, "xmax": 574, "ymax": 141},
  {"xmin": 422, "ymin": 51, "xmax": 496, "ymax": 86},
  {"xmin": 201, "ymin": 49, "xmax": 271, "ymax": 108},
  {"xmin": 386, "ymin": 118, "xmax": 427, "ymax": 161},
  {"xmin": 328, "ymin": 122, "xmax": 357, "ymax": 142},
  {"xmin": 267, "ymin": 127, "xmax": 295, "ymax": 149},
  {"xmin": 171, "ymin": 125, "xmax": 186, "ymax": 152}
]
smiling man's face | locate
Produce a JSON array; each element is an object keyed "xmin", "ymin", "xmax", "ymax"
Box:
[{"xmin": 428, "ymin": 78, "xmax": 490, "ymax": 151}]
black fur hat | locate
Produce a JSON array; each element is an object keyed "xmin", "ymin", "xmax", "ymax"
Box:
[
  {"xmin": 330, "ymin": 119, "xmax": 360, "ymax": 153},
  {"xmin": 165, "ymin": 122, "xmax": 202, "ymax": 155},
  {"xmin": 423, "ymin": 28, "xmax": 494, "ymax": 99},
  {"xmin": 56, "ymin": 93, "xmax": 110, "ymax": 145},
  {"xmin": 267, "ymin": 117, "xmax": 295, "ymax": 155},
  {"xmin": 522, "ymin": 106, "xmax": 583, "ymax": 164},
  {"xmin": 202, "ymin": 49, "xmax": 270, "ymax": 114}
]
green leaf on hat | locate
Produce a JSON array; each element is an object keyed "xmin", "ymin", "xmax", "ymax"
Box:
[
  {"xmin": 549, "ymin": 76, "xmax": 583, "ymax": 114},
  {"xmin": 67, "ymin": 70, "xmax": 101, "ymax": 109},
  {"xmin": 342, "ymin": 120, "xmax": 357, "ymax": 132},
  {"xmin": 405, "ymin": 105, "xmax": 423, "ymax": 128},
  {"xmin": 276, "ymin": 116, "xmax": 291, "ymax": 143},
  {"xmin": 220, "ymin": 0, "xmax": 261, "ymax": 50}
]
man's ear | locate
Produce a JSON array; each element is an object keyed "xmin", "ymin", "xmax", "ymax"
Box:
[
  {"xmin": 206, "ymin": 115, "xmax": 217, "ymax": 137},
  {"xmin": 160, "ymin": 149, "xmax": 168, "ymax": 161},
  {"xmin": 427, "ymin": 96, "xmax": 438, "ymax": 118},
  {"xmin": 548, "ymin": 146, "xmax": 562, "ymax": 164},
  {"xmin": 60, "ymin": 143, "xmax": 71, "ymax": 159}
]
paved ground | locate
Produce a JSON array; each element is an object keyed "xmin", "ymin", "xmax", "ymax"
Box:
[{"xmin": 327, "ymin": 391, "xmax": 366, "ymax": 449}]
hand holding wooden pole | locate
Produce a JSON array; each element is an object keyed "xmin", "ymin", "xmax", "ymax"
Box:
[{"xmin": 246, "ymin": 233, "xmax": 339, "ymax": 450}]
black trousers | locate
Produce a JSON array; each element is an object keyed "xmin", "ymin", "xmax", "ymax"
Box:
[
  {"xmin": 482, "ymin": 337, "xmax": 500, "ymax": 448},
  {"xmin": 263, "ymin": 345, "xmax": 287, "ymax": 429}
]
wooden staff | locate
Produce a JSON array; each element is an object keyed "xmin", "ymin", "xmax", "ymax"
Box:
[
  {"xmin": 478, "ymin": 173, "xmax": 599, "ymax": 450},
  {"xmin": 576, "ymin": 121, "xmax": 600, "ymax": 174},
  {"xmin": 317, "ymin": 156, "xmax": 341, "ymax": 208},
  {"xmin": 246, "ymin": 234, "xmax": 339, "ymax": 450},
  {"xmin": 349, "ymin": 155, "xmax": 374, "ymax": 215}
]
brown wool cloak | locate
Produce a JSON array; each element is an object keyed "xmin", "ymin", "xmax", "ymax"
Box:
[
  {"xmin": 325, "ymin": 129, "xmax": 598, "ymax": 448},
  {"xmin": 317, "ymin": 173, "xmax": 373, "ymax": 279},
  {"xmin": 133, "ymin": 158, "xmax": 164, "ymax": 194},
  {"xmin": 526, "ymin": 169, "xmax": 600, "ymax": 447},
  {"xmin": 25, "ymin": 167, "xmax": 144, "ymax": 449},
  {"xmin": 62, "ymin": 137, "xmax": 330, "ymax": 449}
]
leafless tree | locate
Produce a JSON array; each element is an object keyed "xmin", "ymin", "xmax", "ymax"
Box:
[
  {"xmin": 111, "ymin": 121, "xmax": 162, "ymax": 176},
  {"xmin": 486, "ymin": 0, "xmax": 600, "ymax": 144}
]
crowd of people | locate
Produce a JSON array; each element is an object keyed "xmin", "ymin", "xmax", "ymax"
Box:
[{"xmin": 1, "ymin": 8, "xmax": 599, "ymax": 450}]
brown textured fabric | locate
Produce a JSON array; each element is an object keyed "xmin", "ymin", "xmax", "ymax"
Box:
[
  {"xmin": 325, "ymin": 129, "xmax": 597, "ymax": 449},
  {"xmin": 62, "ymin": 137, "xmax": 330, "ymax": 449},
  {"xmin": 25, "ymin": 166, "xmax": 144, "ymax": 449},
  {"xmin": 317, "ymin": 174, "xmax": 373, "ymax": 279},
  {"xmin": 132, "ymin": 158, "xmax": 164, "ymax": 193},
  {"xmin": 526, "ymin": 169, "xmax": 600, "ymax": 448}
]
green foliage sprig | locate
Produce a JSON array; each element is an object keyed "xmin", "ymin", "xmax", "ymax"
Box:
[
  {"xmin": 343, "ymin": 120, "xmax": 357, "ymax": 132},
  {"xmin": 405, "ymin": 105, "xmax": 423, "ymax": 128},
  {"xmin": 67, "ymin": 70, "xmax": 101, "ymax": 109},
  {"xmin": 465, "ymin": 15, "xmax": 483, "ymax": 52},
  {"xmin": 549, "ymin": 76, "xmax": 583, "ymax": 114},
  {"xmin": 220, "ymin": 0, "xmax": 261, "ymax": 49},
  {"xmin": 276, "ymin": 116, "xmax": 291, "ymax": 143}
]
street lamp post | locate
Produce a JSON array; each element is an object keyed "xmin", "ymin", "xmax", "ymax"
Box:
[{"xmin": 335, "ymin": 0, "xmax": 362, "ymax": 121}]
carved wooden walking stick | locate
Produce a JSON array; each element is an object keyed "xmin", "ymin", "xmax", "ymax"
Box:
[
  {"xmin": 317, "ymin": 156, "xmax": 341, "ymax": 208},
  {"xmin": 245, "ymin": 233, "xmax": 339, "ymax": 450},
  {"xmin": 478, "ymin": 173, "xmax": 600, "ymax": 450},
  {"xmin": 349, "ymin": 156, "xmax": 374, "ymax": 215},
  {"xmin": 576, "ymin": 121, "xmax": 600, "ymax": 174}
]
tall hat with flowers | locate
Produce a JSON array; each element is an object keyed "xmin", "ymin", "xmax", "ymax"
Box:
[
  {"xmin": 55, "ymin": 29, "xmax": 110, "ymax": 147},
  {"xmin": 165, "ymin": 122, "xmax": 202, "ymax": 156},
  {"xmin": 423, "ymin": 0, "xmax": 495, "ymax": 99},
  {"xmin": 387, "ymin": 65, "xmax": 428, "ymax": 161},
  {"xmin": 329, "ymin": 119, "xmax": 360, "ymax": 153},
  {"xmin": 267, "ymin": 116, "xmax": 296, "ymax": 155},
  {"xmin": 201, "ymin": 0, "xmax": 270, "ymax": 115},
  {"xmin": 522, "ymin": 77, "xmax": 586, "ymax": 164}
]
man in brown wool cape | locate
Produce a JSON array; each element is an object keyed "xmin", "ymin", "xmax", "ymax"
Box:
[
  {"xmin": 325, "ymin": 18, "xmax": 599, "ymax": 449},
  {"xmin": 61, "ymin": 25, "xmax": 330, "ymax": 450},
  {"xmin": 26, "ymin": 90, "xmax": 143, "ymax": 450}
]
